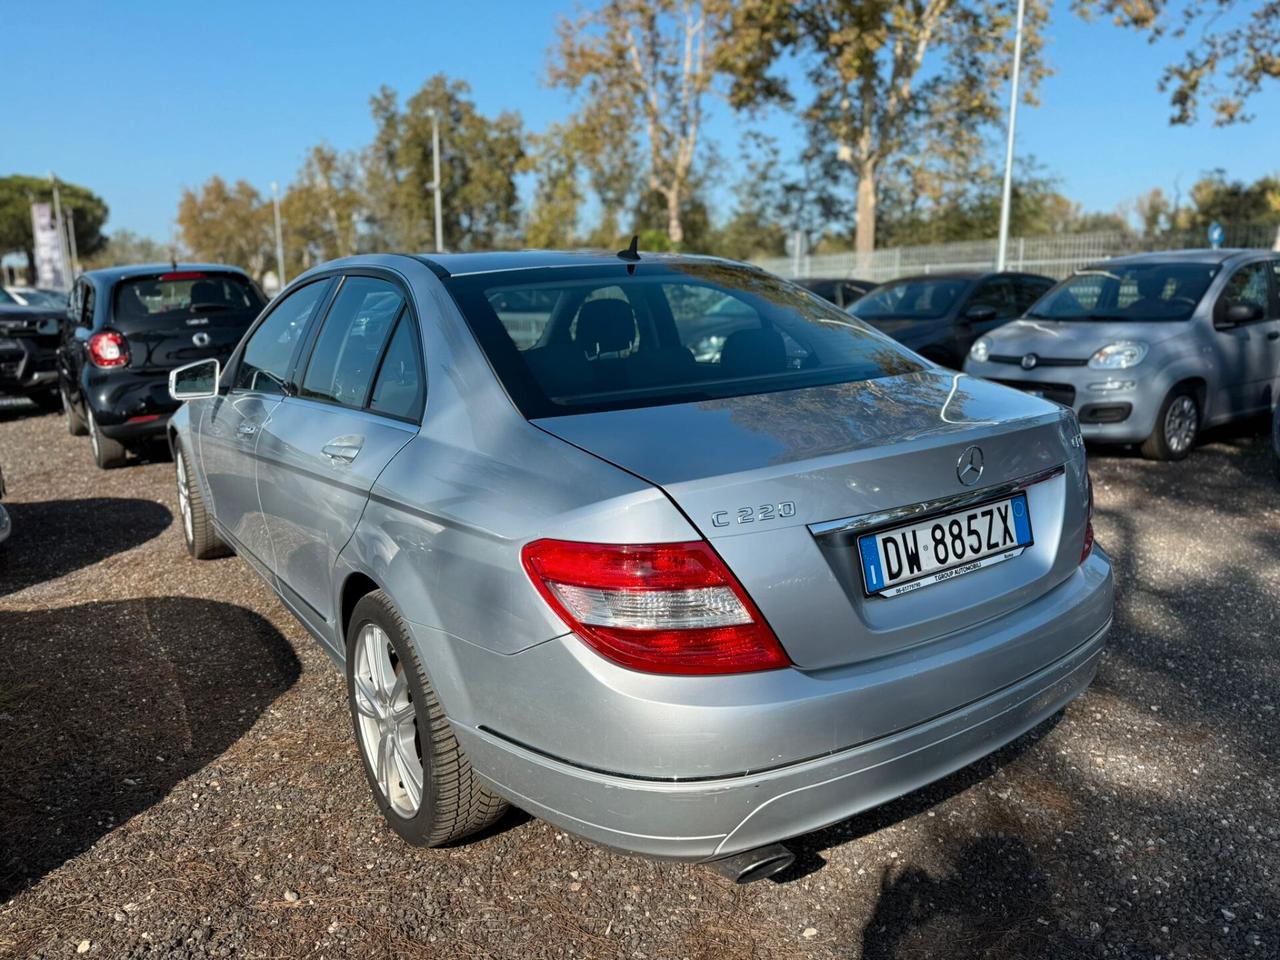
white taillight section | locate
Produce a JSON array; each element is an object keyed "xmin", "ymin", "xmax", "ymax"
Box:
[
  {"xmin": 546, "ymin": 583, "xmax": 753, "ymax": 631},
  {"xmin": 521, "ymin": 539, "xmax": 790, "ymax": 675}
]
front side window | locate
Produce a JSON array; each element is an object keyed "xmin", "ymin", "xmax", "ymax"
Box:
[
  {"xmin": 849, "ymin": 279, "xmax": 970, "ymax": 320},
  {"xmin": 445, "ymin": 262, "xmax": 923, "ymax": 418},
  {"xmin": 300, "ymin": 277, "xmax": 405, "ymax": 408},
  {"xmin": 234, "ymin": 279, "xmax": 331, "ymax": 395},
  {"xmin": 1218, "ymin": 262, "xmax": 1270, "ymax": 321},
  {"xmin": 1031, "ymin": 262, "xmax": 1218, "ymax": 322},
  {"xmin": 966, "ymin": 279, "xmax": 1018, "ymax": 319}
]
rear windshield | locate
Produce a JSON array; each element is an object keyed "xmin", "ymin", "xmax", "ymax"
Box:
[
  {"xmin": 850, "ymin": 278, "xmax": 970, "ymax": 320},
  {"xmin": 444, "ymin": 261, "xmax": 924, "ymax": 418},
  {"xmin": 112, "ymin": 272, "xmax": 264, "ymax": 323},
  {"xmin": 1029, "ymin": 263, "xmax": 1219, "ymax": 322}
]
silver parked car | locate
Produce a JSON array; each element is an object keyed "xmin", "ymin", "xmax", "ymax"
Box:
[
  {"xmin": 167, "ymin": 251, "xmax": 1113, "ymax": 881},
  {"xmin": 964, "ymin": 249, "xmax": 1280, "ymax": 460}
]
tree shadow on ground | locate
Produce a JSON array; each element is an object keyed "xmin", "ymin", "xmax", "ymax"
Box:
[
  {"xmin": 0, "ymin": 497, "xmax": 172, "ymax": 597},
  {"xmin": 0, "ymin": 597, "xmax": 300, "ymax": 901}
]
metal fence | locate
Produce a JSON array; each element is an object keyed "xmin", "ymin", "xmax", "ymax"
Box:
[{"xmin": 754, "ymin": 223, "xmax": 1280, "ymax": 282}]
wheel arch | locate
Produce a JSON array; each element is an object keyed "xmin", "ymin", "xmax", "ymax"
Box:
[{"xmin": 339, "ymin": 571, "xmax": 382, "ymax": 648}]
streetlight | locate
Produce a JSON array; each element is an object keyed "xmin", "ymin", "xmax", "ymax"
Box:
[
  {"xmin": 995, "ymin": 0, "xmax": 1026, "ymax": 272},
  {"xmin": 271, "ymin": 181, "xmax": 286, "ymax": 292},
  {"xmin": 426, "ymin": 108, "xmax": 443, "ymax": 252}
]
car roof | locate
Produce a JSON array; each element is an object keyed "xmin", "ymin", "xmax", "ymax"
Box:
[
  {"xmin": 877, "ymin": 270, "xmax": 1047, "ymax": 283},
  {"xmin": 1084, "ymin": 248, "xmax": 1262, "ymax": 269},
  {"xmin": 81, "ymin": 263, "xmax": 252, "ymax": 285},
  {"xmin": 410, "ymin": 249, "xmax": 758, "ymax": 278}
]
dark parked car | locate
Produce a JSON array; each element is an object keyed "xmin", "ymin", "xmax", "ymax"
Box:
[
  {"xmin": 59, "ymin": 264, "xmax": 266, "ymax": 468},
  {"xmin": 848, "ymin": 271, "xmax": 1054, "ymax": 367},
  {"xmin": 795, "ymin": 276, "xmax": 878, "ymax": 309},
  {"xmin": 1273, "ymin": 392, "xmax": 1280, "ymax": 481},
  {"xmin": 0, "ymin": 287, "xmax": 62, "ymax": 410},
  {"xmin": 0, "ymin": 463, "xmax": 9, "ymax": 547}
]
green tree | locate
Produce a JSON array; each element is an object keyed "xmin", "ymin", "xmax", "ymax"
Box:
[
  {"xmin": 82, "ymin": 230, "xmax": 172, "ymax": 269},
  {"xmin": 550, "ymin": 0, "xmax": 732, "ymax": 247},
  {"xmin": 364, "ymin": 75, "xmax": 524, "ymax": 251},
  {"xmin": 711, "ymin": 134, "xmax": 795, "ymax": 261},
  {"xmin": 1186, "ymin": 170, "xmax": 1280, "ymax": 228},
  {"xmin": 0, "ymin": 174, "xmax": 108, "ymax": 277},
  {"xmin": 281, "ymin": 144, "xmax": 363, "ymax": 276},
  {"xmin": 720, "ymin": 0, "xmax": 1050, "ymax": 254},
  {"xmin": 177, "ymin": 176, "xmax": 273, "ymax": 278},
  {"xmin": 1074, "ymin": 0, "xmax": 1279, "ymax": 124},
  {"xmin": 523, "ymin": 124, "xmax": 583, "ymax": 249}
]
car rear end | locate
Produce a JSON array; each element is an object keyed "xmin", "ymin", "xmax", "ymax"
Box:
[
  {"xmin": 436, "ymin": 257, "xmax": 1113, "ymax": 862},
  {"xmin": 86, "ymin": 269, "xmax": 264, "ymax": 441}
]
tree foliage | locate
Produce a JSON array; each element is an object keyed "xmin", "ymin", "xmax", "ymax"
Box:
[
  {"xmin": 1073, "ymin": 0, "xmax": 1279, "ymax": 125},
  {"xmin": 364, "ymin": 75, "xmax": 524, "ymax": 251},
  {"xmin": 550, "ymin": 0, "xmax": 731, "ymax": 246},
  {"xmin": 82, "ymin": 230, "xmax": 172, "ymax": 269},
  {"xmin": 719, "ymin": 0, "xmax": 1050, "ymax": 253},
  {"xmin": 177, "ymin": 177, "xmax": 273, "ymax": 278},
  {"xmin": 281, "ymin": 144, "xmax": 363, "ymax": 277},
  {"xmin": 0, "ymin": 174, "xmax": 108, "ymax": 275},
  {"xmin": 523, "ymin": 124, "xmax": 584, "ymax": 249}
]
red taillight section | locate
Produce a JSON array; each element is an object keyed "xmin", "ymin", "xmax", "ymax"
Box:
[
  {"xmin": 159, "ymin": 271, "xmax": 205, "ymax": 281},
  {"xmin": 521, "ymin": 539, "xmax": 790, "ymax": 675},
  {"xmin": 88, "ymin": 331, "xmax": 129, "ymax": 368},
  {"xmin": 1080, "ymin": 471, "xmax": 1095, "ymax": 564}
]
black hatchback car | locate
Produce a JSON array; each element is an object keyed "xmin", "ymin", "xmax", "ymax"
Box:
[
  {"xmin": 59, "ymin": 264, "xmax": 265, "ymax": 467},
  {"xmin": 847, "ymin": 270, "xmax": 1054, "ymax": 368}
]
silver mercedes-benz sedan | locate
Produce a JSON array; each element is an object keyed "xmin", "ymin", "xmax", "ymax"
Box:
[{"xmin": 167, "ymin": 250, "xmax": 1113, "ymax": 881}]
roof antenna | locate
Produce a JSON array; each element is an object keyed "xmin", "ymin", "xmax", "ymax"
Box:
[{"xmin": 616, "ymin": 235, "xmax": 640, "ymax": 263}]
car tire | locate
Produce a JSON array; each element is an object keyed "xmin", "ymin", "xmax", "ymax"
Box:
[
  {"xmin": 86, "ymin": 408, "xmax": 128, "ymax": 469},
  {"xmin": 61, "ymin": 384, "xmax": 88, "ymax": 436},
  {"xmin": 346, "ymin": 590, "xmax": 508, "ymax": 847},
  {"xmin": 31, "ymin": 389, "xmax": 62, "ymax": 414},
  {"xmin": 1141, "ymin": 387, "xmax": 1199, "ymax": 461},
  {"xmin": 175, "ymin": 444, "xmax": 230, "ymax": 559}
]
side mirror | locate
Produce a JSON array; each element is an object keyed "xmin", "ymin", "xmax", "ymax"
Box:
[
  {"xmin": 965, "ymin": 304, "xmax": 997, "ymax": 323},
  {"xmin": 169, "ymin": 358, "xmax": 221, "ymax": 401},
  {"xmin": 1223, "ymin": 302, "xmax": 1261, "ymax": 326}
]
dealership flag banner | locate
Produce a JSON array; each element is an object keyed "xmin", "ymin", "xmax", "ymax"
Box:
[{"xmin": 31, "ymin": 202, "xmax": 67, "ymax": 289}]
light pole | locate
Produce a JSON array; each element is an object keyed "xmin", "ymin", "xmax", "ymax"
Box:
[
  {"xmin": 271, "ymin": 181, "xmax": 286, "ymax": 292},
  {"xmin": 426, "ymin": 108, "xmax": 443, "ymax": 252},
  {"xmin": 995, "ymin": 0, "xmax": 1026, "ymax": 272}
]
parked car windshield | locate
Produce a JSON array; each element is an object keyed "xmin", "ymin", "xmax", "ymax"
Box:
[
  {"xmin": 848, "ymin": 278, "xmax": 969, "ymax": 320},
  {"xmin": 112, "ymin": 272, "xmax": 264, "ymax": 323},
  {"xmin": 446, "ymin": 261, "xmax": 924, "ymax": 417},
  {"xmin": 1029, "ymin": 262, "xmax": 1219, "ymax": 322}
]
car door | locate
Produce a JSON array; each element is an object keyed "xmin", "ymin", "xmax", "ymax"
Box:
[
  {"xmin": 199, "ymin": 277, "xmax": 334, "ymax": 577},
  {"xmin": 1212, "ymin": 260, "xmax": 1276, "ymax": 415},
  {"xmin": 59, "ymin": 277, "xmax": 95, "ymax": 407},
  {"xmin": 254, "ymin": 274, "xmax": 422, "ymax": 642}
]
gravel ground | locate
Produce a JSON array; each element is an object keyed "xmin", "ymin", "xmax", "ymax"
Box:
[{"xmin": 0, "ymin": 402, "xmax": 1277, "ymax": 959}]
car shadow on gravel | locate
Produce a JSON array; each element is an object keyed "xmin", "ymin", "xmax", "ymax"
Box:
[
  {"xmin": 0, "ymin": 597, "xmax": 300, "ymax": 901},
  {"xmin": 0, "ymin": 498, "xmax": 172, "ymax": 597}
]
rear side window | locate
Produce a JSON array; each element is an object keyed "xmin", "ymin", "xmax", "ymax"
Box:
[
  {"xmin": 234, "ymin": 279, "xmax": 331, "ymax": 395},
  {"xmin": 113, "ymin": 272, "xmax": 263, "ymax": 324},
  {"xmin": 445, "ymin": 263, "xmax": 924, "ymax": 418},
  {"xmin": 300, "ymin": 277, "xmax": 404, "ymax": 408},
  {"xmin": 368, "ymin": 315, "xmax": 424, "ymax": 420}
]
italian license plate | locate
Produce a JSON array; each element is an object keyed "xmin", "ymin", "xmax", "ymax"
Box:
[{"xmin": 858, "ymin": 493, "xmax": 1033, "ymax": 598}]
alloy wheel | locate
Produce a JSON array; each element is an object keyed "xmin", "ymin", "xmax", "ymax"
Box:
[
  {"xmin": 175, "ymin": 454, "xmax": 194, "ymax": 545},
  {"xmin": 351, "ymin": 624, "xmax": 423, "ymax": 818},
  {"xmin": 1163, "ymin": 396, "xmax": 1197, "ymax": 454}
]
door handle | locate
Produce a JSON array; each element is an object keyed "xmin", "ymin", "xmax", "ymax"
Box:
[
  {"xmin": 237, "ymin": 421, "xmax": 258, "ymax": 437},
  {"xmin": 322, "ymin": 437, "xmax": 363, "ymax": 463}
]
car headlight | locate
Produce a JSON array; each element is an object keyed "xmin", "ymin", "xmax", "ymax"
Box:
[
  {"xmin": 1088, "ymin": 341, "xmax": 1148, "ymax": 370},
  {"xmin": 969, "ymin": 337, "xmax": 991, "ymax": 363}
]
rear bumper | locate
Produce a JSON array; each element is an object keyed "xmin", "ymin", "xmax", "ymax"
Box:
[
  {"xmin": 84, "ymin": 371, "xmax": 178, "ymax": 438},
  {"xmin": 422, "ymin": 547, "xmax": 1113, "ymax": 860},
  {"xmin": 456, "ymin": 616, "xmax": 1107, "ymax": 860}
]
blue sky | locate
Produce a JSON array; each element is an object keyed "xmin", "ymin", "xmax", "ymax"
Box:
[{"xmin": 3, "ymin": 0, "xmax": 1276, "ymax": 243}]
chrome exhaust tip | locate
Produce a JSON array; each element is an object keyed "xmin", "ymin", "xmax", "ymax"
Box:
[{"xmin": 706, "ymin": 844, "xmax": 796, "ymax": 884}]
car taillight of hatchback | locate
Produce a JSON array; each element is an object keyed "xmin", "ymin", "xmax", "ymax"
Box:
[{"xmin": 88, "ymin": 331, "xmax": 129, "ymax": 367}]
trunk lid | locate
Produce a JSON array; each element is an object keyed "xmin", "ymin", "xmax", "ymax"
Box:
[{"xmin": 534, "ymin": 370, "xmax": 1090, "ymax": 669}]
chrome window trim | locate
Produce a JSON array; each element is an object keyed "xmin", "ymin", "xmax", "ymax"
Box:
[{"xmin": 808, "ymin": 464, "xmax": 1066, "ymax": 538}]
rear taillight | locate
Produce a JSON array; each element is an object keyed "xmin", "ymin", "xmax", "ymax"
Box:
[
  {"xmin": 88, "ymin": 331, "xmax": 129, "ymax": 368},
  {"xmin": 1080, "ymin": 471, "xmax": 1095, "ymax": 564},
  {"xmin": 521, "ymin": 539, "xmax": 790, "ymax": 675}
]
